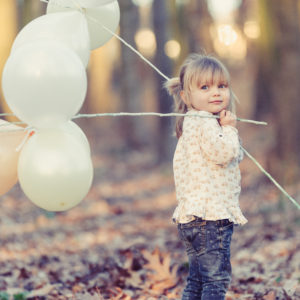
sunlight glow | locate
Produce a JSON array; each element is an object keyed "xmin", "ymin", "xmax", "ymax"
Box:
[
  {"xmin": 132, "ymin": 0, "xmax": 153, "ymax": 6},
  {"xmin": 208, "ymin": 0, "xmax": 241, "ymax": 21},
  {"xmin": 244, "ymin": 21, "xmax": 261, "ymax": 39},
  {"xmin": 211, "ymin": 24, "xmax": 247, "ymax": 60},
  {"xmin": 217, "ymin": 24, "xmax": 238, "ymax": 45},
  {"xmin": 135, "ymin": 29, "xmax": 156, "ymax": 57},
  {"xmin": 164, "ymin": 40, "xmax": 181, "ymax": 59}
]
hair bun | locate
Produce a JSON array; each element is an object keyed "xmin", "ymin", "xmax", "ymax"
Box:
[{"xmin": 164, "ymin": 77, "xmax": 181, "ymax": 96}]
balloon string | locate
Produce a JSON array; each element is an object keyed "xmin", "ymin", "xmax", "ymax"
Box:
[
  {"xmin": 241, "ymin": 147, "xmax": 300, "ymax": 210},
  {"xmin": 67, "ymin": 0, "xmax": 170, "ymax": 80},
  {"xmin": 0, "ymin": 113, "xmax": 267, "ymax": 126},
  {"xmin": 15, "ymin": 127, "xmax": 36, "ymax": 152},
  {"xmin": 0, "ymin": 119, "xmax": 25, "ymax": 127},
  {"xmin": 70, "ymin": 0, "xmax": 85, "ymax": 12},
  {"xmin": 73, "ymin": 112, "xmax": 267, "ymax": 125},
  {"xmin": 85, "ymin": 14, "xmax": 170, "ymax": 81}
]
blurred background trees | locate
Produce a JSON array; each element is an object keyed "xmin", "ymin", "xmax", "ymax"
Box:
[
  {"xmin": 0, "ymin": 0, "xmax": 300, "ymax": 183},
  {"xmin": 256, "ymin": 0, "xmax": 300, "ymax": 183}
]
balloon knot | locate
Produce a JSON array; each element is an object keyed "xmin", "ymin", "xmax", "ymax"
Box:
[{"xmin": 16, "ymin": 127, "xmax": 36, "ymax": 152}]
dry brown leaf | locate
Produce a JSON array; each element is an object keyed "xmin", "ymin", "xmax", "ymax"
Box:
[
  {"xmin": 72, "ymin": 284, "xmax": 84, "ymax": 294},
  {"xmin": 165, "ymin": 290, "xmax": 181, "ymax": 299},
  {"xmin": 142, "ymin": 248, "xmax": 179, "ymax": 294},
  {"xmin": 263, "ymin": 290, "xmax": 276, "ymax": 300},
  {"xmin": 125, "ymin": 270, "xmax": 144, "ymax": 288},
  {"xmin": 109, "ymin": 287, "xmax": 132, "ymax": 300},
  {"xmin": 75, "ymin": 292, "xmax": 101, "ymax": 300},
  {"xmin": 27, "ymin": 284, "xmax": 54, "ymax": 297}
]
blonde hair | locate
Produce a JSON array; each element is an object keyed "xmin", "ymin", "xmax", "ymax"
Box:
[{"xmin": 164, "ymin": 53, "xmax": 237, "ymax": 138}]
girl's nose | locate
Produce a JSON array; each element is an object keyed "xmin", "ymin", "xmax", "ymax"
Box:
[{"xmin": 212, "ymin": 86, "xmax": 220, "ymax": 95}]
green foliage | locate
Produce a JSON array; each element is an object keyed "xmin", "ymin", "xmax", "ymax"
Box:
[
  {"xmin": 14, "ymin": 293, "xmax": 28, "ymax": 300},
  {"xmin": 0, "ymin": 292, "xmax": 9, "ymax": 300},
  {"xmin": 13, "ymin": 293, "xmax": 28, "ymax": 300},
  {"xmin": 43, "ymin": 210, "xmax": 56, "ymax": 219},
  {"xmin": 0, "ymin": 291, "xmax": 29, "ymax": 300}
]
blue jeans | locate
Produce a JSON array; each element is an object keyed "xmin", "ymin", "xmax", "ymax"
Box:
[{"xmin": 178, "ymin": 217, "xmax": 234, "ymax": 300}]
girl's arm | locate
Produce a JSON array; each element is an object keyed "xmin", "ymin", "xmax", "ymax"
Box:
[{"xmin": 199, "ymin": 117, "xmax": 241, "ymax": 166}]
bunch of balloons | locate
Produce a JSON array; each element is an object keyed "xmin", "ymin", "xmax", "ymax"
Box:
[{"xmin": 1, "ymin": 0, "xmax": 120, "ymax": 211}]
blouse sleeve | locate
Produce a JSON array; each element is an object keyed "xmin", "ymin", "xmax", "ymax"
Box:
[
  {"xmin": 237, "ymin": 137, "xmax": 244, "ymax": 163},
  {"xmin": 199, "ymin": 118, "xmax": 241, "ymax": 166}
]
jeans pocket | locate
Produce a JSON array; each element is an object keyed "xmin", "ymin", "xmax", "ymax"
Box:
[
  {"xmin": 179, "ymin": 225, "xmax": 206, "ymax": 255},
  {"xmin": 219, "ymin": 223, "xmax": 233, "ymax": 250}
]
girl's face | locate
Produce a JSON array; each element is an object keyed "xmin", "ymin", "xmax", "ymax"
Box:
[
  {"xmin": 185, "ymin": 82, "xmax": 230, "ymax": 114},
  {"xmin": 181, "ymin": 68, "xmax": 231, "ymax": 114}
]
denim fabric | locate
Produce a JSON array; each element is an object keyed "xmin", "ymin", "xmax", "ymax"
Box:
[{"xmin": 178, "ymin": 217, "xmax": 234, "ymax": 300}]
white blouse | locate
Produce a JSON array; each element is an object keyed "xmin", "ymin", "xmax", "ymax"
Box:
[{"xmin": 173, "ymin": 109, "xmax": 247, "ymax": 225}]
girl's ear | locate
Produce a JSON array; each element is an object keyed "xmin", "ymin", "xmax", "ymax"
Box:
[{"xmin": 180, "ymin": 90, "xmax": 189, "ymax": 106}]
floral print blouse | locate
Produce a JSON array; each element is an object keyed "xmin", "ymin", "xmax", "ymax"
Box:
[{"xmin": 173, "ymin": 109, "xmax": 247, "ymax": 225}]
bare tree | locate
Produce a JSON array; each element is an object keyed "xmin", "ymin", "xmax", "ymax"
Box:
[
  {"xmin": 152, "ymin": 0, "xmax": 175, "ymax": 162},
  {"xmin": 0, "ymin": 1, "xmax": 18, "ymax": 116},
  {"xmin": 22, "ymin": 0, "xmax": 45, "ymax": 25},
  {"xmin": 185, "ymin": 0, "xmax": 214, "ymax": 54},
  {"xmin": 256, "ymin": 0, "xmax": 300, "ymax": 183},
  {"xmin": 118, "ymin": 0, "xmax": 149, "ymax": 150}
]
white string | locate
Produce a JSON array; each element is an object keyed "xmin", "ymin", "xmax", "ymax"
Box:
[
  {"xmin": 0, "ymin": 120, "xmax": 25, "ymax": 127},
  {"xmin": 0, "ymin": 113, "xmax": 14, "ymax": 116},
  {"xmin": 87, "ymin": 16, "xmax": 170, "ymax": 81},
  {"xmin": 70, "ymin": 0, "xmax": 86, "ymax": 12},
  {"xmin": 15, "ymin": 127, "xmax": 36, "ymax": 152},
  {"xmin": 242, "ymin": 147, "xmax": 300, "ymax": 210},
  {"xmin": 73, "ymin": 112, "xmax": 267, "ymax": 125},
  {"xmin": 0, "ymin": 113, "xmax": 267, "ymax": 126}
]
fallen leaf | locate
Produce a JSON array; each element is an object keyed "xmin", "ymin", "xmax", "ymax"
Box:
[
  {"xmin": 142, "ymin": 248, "xmax": 179, "ymax": 294},
  {"xmin": 263, "ymin": 290, "xmax": 276, "ymax": 300}
]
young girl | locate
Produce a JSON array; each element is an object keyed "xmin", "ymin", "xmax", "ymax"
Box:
[{"xmin": 165, "ymin": 53, "xmax": 247, "ymax": 300}]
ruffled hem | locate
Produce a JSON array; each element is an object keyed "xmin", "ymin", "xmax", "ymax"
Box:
[
  {"xmin": 228, "ymin": 215, "xmax": 248, "ymax": 226},
  {"xmin": 172, "ymin": 206, "xmax": 248, "ymax": 226}
]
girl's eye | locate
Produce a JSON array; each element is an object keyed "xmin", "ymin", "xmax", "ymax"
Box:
[
  {"xmin": 200, "ymin": 85, "xmax": 209, "ymax": 90},
  {"xmin": 218, "ymin": 84, "xmax": 227, "ymax": 88}
]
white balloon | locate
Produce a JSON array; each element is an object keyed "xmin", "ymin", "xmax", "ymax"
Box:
[
  {"xmin": 11, "ymin": 11, "xmax": 90, "ymax": 66},
  {"xmin": 59, "ymin": 121, "xmax": 91, "ymax": 154},
  {"xmin": 47, "ymin": 0, "xmax": 120, "ymax": 49},
  {"xmin": 18, "ymin": 128, "xmax": 94, "ymax": 211},
  {"xmin": 47, "ymin": 0, "xmax": 117, "ymax": 7},
  {"xmin": 2, "ymin": 40, "xmax": 87, "ymax": 128},
  {"xmin": 0, "ymin": 120, "xmax": 27, "ymax": 196}
]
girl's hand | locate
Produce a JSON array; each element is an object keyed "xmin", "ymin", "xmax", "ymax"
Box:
[{"xmin": 219, "ymin": 110, "xmax": 237, "ymax": 128}]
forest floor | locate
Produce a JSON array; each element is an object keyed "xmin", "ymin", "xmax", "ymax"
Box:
[{"xmin": 0, "ymin": 122, "xmax": 299, "ymax": 300}]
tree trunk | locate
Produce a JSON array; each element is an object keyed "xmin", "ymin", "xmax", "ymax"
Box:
[
  {"xmin": 254, "ymin": 0, "xmax": 276, "ymax": 119},
  {"xmin": 119, "ymin": 0, "xmax": 148, "ymax": 150},
  {"xmin": 22, "ymin": 0, "xmax": 45, "ymax": 26},
  {"xmin": 0, "ymin": 0, "xmax": 18, "ymax": 120},
  {"xmin": 185, "ymin": 0, "xmax": 213, "ymax": 54},
  {"xmin": 152, "ymin": 0, "xmax": 175, "ymax": 162},
  {"xmin": 169, "ymin": 0, "xmax": 190, "ymax": 69},
  {"xmin": 256, "ymin": 0, "xmax": 300, "ymax": 183}
]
